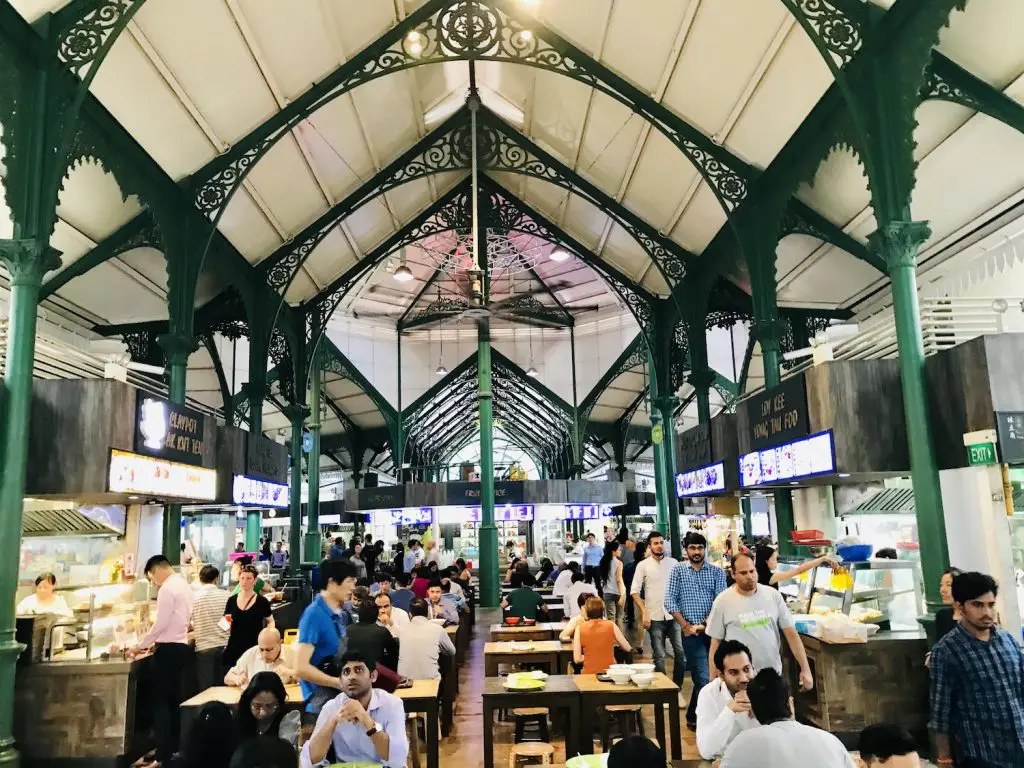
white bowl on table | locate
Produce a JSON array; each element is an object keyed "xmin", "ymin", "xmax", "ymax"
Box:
[
  {"xmin": 606, "ymin": 667, "xmax": 633, "ymax": 685},
  {"xmin": 631, "ymin": 672, "xmax": 654, "ymax": 689},
  {"xmin": 629, "ymin": 663, "xmax": 655, "ymax": 674}
]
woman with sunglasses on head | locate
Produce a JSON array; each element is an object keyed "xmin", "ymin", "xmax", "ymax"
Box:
[
  {"xmin": 223, "ymin": 565, "xmax": 274, "ymax": 671},
  {"xmin": 236, "ymin": 671, "xmax": 300, "ymax": 744}
]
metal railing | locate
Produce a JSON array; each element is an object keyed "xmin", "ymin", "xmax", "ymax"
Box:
[
  {"xmin": 740, "ymin": 296, "xmax": 1024, "ymax": 401},
  {"xmin": 0, "ymin": 319, "xmax": 225, "ymax": 420}
]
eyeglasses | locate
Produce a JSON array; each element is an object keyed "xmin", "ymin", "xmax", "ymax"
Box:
[{"xmin": 250, "ymin": 700, "xmax": 280, "ymax": 715}]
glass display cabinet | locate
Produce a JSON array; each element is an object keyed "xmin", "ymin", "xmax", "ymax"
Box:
[{"xmin": 805, "ymin": 560, "xmax": 924, "ymax": 630}]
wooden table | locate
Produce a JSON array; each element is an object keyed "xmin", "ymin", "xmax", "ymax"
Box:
[
  {"xmin": 572, "ymin": 673, "xmax": 682, "ymax": 761},
  {"xmin": 181, "ymin": 683, "xmax": 304, "ymax": 708},
  {"xmin": 482, "ymin": 676, "xmax": 581, "ymax": 768},
  {"xmin": 490, "ymin": 623, "xmax": 555, "ymax": 642},
  {"xmin": 396, "ymin": 679, "xmax": 441, "ymax": 768},
  {"xmin": 484, "ymin": 640, "xmax": 563, "ymax": 677}
]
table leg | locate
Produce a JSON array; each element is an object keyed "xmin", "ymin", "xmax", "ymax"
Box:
[
  {"xmin": 566, "ymin": 697, "xmax": 581, "ymax": 759},
  {"xmin": 485, "ymin": 657, "xmax": 497, "ymax": 677},
  {"xmin": 578, "ymin": 701, "xmax": 594, "ymax": 754},
  {"xmin": 426, "ymin": 701, "xmax": 440, "ymax": 768},
  {"xmin": 667, "ymin": 693, "xmax": 682, "ymax": 759},
  {"xmin": 483, "ymin": 700, "xmax": 495, "ymax": 768},
  {"xmin": 654, "ymin": 699, "xmax": 666, "ymax": 757}
]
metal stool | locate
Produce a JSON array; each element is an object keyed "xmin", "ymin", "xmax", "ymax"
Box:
[
  {"xmin": 508, "ymin": 741, "xmax": 555, "ymax": 768},
  {"xmin": 511, "ymin": 707, "xmax": 550, "ymax": 743},
  {"xmin": 600, "ymin": 704, "xmax": 645, "ymax": 752}
]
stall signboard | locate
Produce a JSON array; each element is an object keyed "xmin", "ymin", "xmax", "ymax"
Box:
[
  {"xmin": 676, "ymin": 423, "xmax": 712, "ymax": 472},
  {"xmin": 996, "ymin": 411, "xmax": 1024, "ymax": 465},
  {"xmin": 464, "ymin": 505, "xmax": 535, "ymax": 522},
  {"xmin": 743, "ymin": 376, "xmax": 809, "ymax": 452},
  {"xmin": 134, "ymin": 393, "xmax": 206, "ymax": 465},
  {"xmin": 358, "ymin": 485, "xmax": 405, "ymax": 510},
  {"xmin": 563, "ymin": 504, "xmax": 600, "ymax": 520},
  {"xmin": 108, "ymin": 449, "xmax": 217, "ymax": 501},
  {"xmin": 446, "ymin": 480, "xmax": 525, "ymax": 505},
  {"xmin": 232, "ymin": 474, "xmax": 289, "ymax": 508},
  {"xmin": 246, "ymin": 435, "xmax": 288, "ymax": 483},
  {"xmin": 389, "ymin": 508, "xmax": 434, "ymax": 525},
  {"xmin": 675, "ymin": 462, "xmax": 726, "ymax": 497},
  {"xmin": 739, "ymin": 430, "xmax": 835, "ymax": 488}
]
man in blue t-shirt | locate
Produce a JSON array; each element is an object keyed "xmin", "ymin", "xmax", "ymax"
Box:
[
  {"xmin": 294, "ymin": 559, "xmax": 358, "ymax": 713},
  {"xmin": 582, "ymin": 532, "xmax": 605, "ymax": 597}
]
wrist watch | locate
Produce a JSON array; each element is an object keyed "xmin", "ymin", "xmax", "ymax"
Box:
[{"xmin": 366, "ymin": 721, "xmax": 382, "ymax": 737}]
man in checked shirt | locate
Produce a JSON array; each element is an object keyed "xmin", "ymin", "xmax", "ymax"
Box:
[
  {"xmin": 666, "ymin": 530, "xmax": 727, "ymax": 730},
  {"xmin": 930, "ymin": 571, "xmax": 1024, "ymax": 768}
]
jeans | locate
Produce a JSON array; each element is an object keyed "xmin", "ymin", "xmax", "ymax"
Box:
[
  {"xmin": 603, "ymin": 593, "xmax": 622, "ymax": 625},
  {"xmin": 584, "ymin": 565, "xmax": 604, "ymax": 597},
  {"xmin": 681, "ymin": 632, "xmax": 711, "ymax": 723},
  {"xmin": 647, "ymin": 619, "xmax": 684, "ymax": 685}
]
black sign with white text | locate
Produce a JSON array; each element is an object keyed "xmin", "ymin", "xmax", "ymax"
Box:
[
  {"xmin": 134, "ymin": 393, "xmax": 205, "ymax": 466},
  {"xmin": 742, "ymin": 376, "xmax": 809, "ymax": 452}
]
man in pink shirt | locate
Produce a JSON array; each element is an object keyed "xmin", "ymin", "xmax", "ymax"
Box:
[{"xmin": 130, "ymin": 555, "xmax": 195, "ymax": 761}]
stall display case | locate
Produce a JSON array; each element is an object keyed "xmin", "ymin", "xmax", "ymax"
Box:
[{"xmin": 803, "ymin": 560, "xmax": 924, "ymax": 630}]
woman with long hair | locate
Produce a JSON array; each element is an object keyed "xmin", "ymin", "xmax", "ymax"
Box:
[
  {"xmin": 755, "ymin": 544, "xmax": 835, "ymax": 589},
  {"xmin": 623, "ymin": 541, "xmax": 647, "ymax": 654},
  {"xmin": 229, "ymin": 736, "xmax": 298, "ymax": 768},
  {"xmin": 599, "ymin": 541, "xmax": 625, "ymax": 626},
  {"xmin": 935, "ymin": 566, "xmax": 963, "ymax": 640},
  {"xmin": 236, "ymin": 672, "xmax": 288, "ymax": 741}
]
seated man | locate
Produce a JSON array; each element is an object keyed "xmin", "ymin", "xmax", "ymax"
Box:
[
  {"xmin": 344, "ymin": 601, "xmax": 399, "ymax": 672},
  {"xmin": 558, "ymin": 592, "xmax": 594, "ymax": 641},
  {"xmin": 608, "ymin": 736, "xmax": 665, "ymax": 768},
  {"xmin": 300, "ymin": 652, "xmax": 408, "ymax": 768},
  {"xmin": 695, "ymin": 639, "xmax": 758, "ymax": 759},
  {"xmin": 440, "ymin": 577, "xmax": 470, "ymax": 616},
  {"xmin": 375, "ymin": 592, "xmax": 409, "ymax": 638},
  {"xmin": 501, "ymin": 574, "xmax": 547, "ymax": 621},
  {"xmin": 856, "ymin": 724, "xmax": 919, "ymax": 768},
  {"xmin": 225, "ymin": 627, "xmax": 295, "ymax": 687},
  {"xmin": 426, "ymin": 582, "xmax": 460, "ymax": 626},
  {"xmin": 370, "ymin": 571, "xmax": 392, "ymax": 596},
  {"xmin": 398, "ymin": 598, "xmax": 456, "ymax": 680},
  {"xmin": 563, "ymin": 571, "xmax": 598, "ymax": 619},
  {"xmin": 721, "ymin": 669, "xmax": 855, "ymax": 768},
  {"xmin": 389, "ymin": 572, "xmax": 415, "ymax": 612},
  {"xmin": 552, "ymin": 561, "xmax": 578, "ymax": 598}
]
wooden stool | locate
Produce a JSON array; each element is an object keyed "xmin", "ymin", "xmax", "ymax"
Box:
[
  {"xmin": 511, "ymin": 707, "xmax": 550, "ymax": 743},
  {"xmin": 600, "ymin": 704, "xmax": 645, "ymax": 752},
  {"xmin": 508, "ymin": 741, "xmax": 555, "ymax": 768},
  {"xmin": 407, "ymin": 713, "xmax": 422, "ymax": 768}
]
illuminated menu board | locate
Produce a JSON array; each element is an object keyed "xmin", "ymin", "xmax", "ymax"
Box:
[
  {"xmin": 465, "ymin": 505, "xmax": 535, "ymax": 522},
  {"xmin": 739, "ymin": 430, "xmax": 835, "ymax": 488},
  {"xmin": 675, "ymin": 462, "xmax": 726, "ymax": 497},
  {"xmin": 564, "ymin": 504, "xmax": 600, "ymax": 520},
  {"xmin": 390, "ymin": 508, "xmax": 434, "ymax": 525}
]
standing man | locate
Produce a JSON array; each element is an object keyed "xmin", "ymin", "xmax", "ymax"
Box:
[
  {"xmin": 191, "ymin": 564, "xmax": 229, "ymax": 692},
  {"xmin": 301, "ymin": 652, "xmax": 409, "ymax": 768},
  {"xmin": 630, "ymin": 531, "xmax": 685, "ymax": 686},
  {"xmin": 666, "ymin": 531, "xmax": 727, "ymax": 729},
  {"xmin": 294, "ymin": 559, "xmax": 359, "ymax": 714},
  {"xmin": 403, "ymin": 539, "xmax": 422, "ymax": 574},
  {"xmin": 582, "ymin": 533, "xmax": 605, "ymax": 595},
  {"xmin": 706, "ymin": 553, "xmax": 813, "ymax": 692},
  {"xmin": 129, "ymin": 555, "xmax": 195, "ymax": 763},
  {"xmin": 930, "ymin": 571, "xmax": 1024, "ymax": 767},
  {"xmin": 270, "ymin": 541, "xmax": 288, "ymax": 569}
]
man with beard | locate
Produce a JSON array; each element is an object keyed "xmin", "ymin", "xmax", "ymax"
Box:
[
  {"xmin": 930, "ymin": 571, "xmax": 1024, "ymax": 768},
  {"xmin": 695, "ymin": 639, "xmax": 758, "ymax": 760},
  {"xmin": 630, "ymin": 531, "xmax": 684, "ymax": 685},
  {"xmin": 301, "ymin": 651, "xmax": 409, "ymax": 767},
  {"xmin": 666, "ymin": 531, "xmax": 728, "ymax": 729}
]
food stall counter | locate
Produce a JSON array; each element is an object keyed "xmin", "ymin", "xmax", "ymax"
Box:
[{"xmin": 783, "ymin": 628, "xmax": 929, "ymax": 749}]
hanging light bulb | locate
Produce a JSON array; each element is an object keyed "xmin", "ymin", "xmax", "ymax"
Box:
[
  {"xmin": 526, "ymin": 365, "xmax": 538, "ymax": 377},
  {"xmin": 435, "ymin": 363, "xmax": 449, "ymax": 376},
  {"xmin": 549, "ymin": 248, "xmax": 570, "ymax": 262},
  {"xmin": 393, "ymin": 264, "xmax": 414, "ymax": 282},
  {"xmin": 405, "ymin": 30, "xmax": 424, "ymax": 57}
]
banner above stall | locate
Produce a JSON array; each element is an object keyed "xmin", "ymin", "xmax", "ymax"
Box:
[{"xmin": 134, "ymin": 393, "xmax": 206, "ymax": 466}]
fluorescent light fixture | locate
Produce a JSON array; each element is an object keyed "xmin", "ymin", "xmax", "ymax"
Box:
[
  {"xmin": 549, "ymin": 248, "xmax": 571, "ymax": 262},
  {"xmin": 393, "ymin": 264, "xmax": 414, "ymax": 282}
]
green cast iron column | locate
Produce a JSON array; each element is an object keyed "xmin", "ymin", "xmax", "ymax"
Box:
[
  {"xmin": 245, "ymin": 511, "xmax": 261, "ymax": 551},
  {"xmin": 305, "ymin": 352, "xmax": 323, "ymax": 563},
  {"xmin": 741, "ymin": 496, "xmax": 754, "ymax": 539},
  {"xmin": 871, "ymin": 221, "xmax": 949, "ymax": 611},
  {"xmin": 157, "ymin": 333, "xmax": 198, "ymax": 560},
  {"xmin": 284, "ymin": 404, "xmax": 309, "ymax": 574},
  {"xmin": 0, "ymin": 240, "xmax": 61, "ymax": 768},
  {"xmin": 649, "ymin": 407, "xmax": 670, "ymax": 535},
  {"xmin": 655, "ymin": 395, "xmax": 682, "ymax": 560},
  {"xmin": 477, "ymin": 320, "xmax": 499, "ymax": 608}
]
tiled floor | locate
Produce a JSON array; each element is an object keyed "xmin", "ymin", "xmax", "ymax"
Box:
[{"xmin": 435, "ymin": 609, "xmax": 703, "ymax": 768}]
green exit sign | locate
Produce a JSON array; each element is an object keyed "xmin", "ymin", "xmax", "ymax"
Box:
[{"xmin": 968, "ymin": 442, "xmax": 999, "ymax": 466}]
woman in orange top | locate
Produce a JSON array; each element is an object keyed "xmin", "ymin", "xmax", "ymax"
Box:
[{"xmin": 573, "ymin": 596, "xmax": 632, "ymax": 674}]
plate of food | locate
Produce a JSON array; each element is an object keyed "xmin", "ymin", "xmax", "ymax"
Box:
[{"xmin": 504, "ymin": 673, "xmax": 546, "ymax": 691}]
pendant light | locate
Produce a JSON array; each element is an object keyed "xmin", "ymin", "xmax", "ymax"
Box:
[
  {"xmin": 393, "ymin": 249, "xmax": 413, "ymax": 282},
  {"xmin": 435, "ymin": 324, "xmax": 448, "ymax": 376},
  {"xmin": 526, "ymin": 328, "xmax": 538, "ymax": 377}
]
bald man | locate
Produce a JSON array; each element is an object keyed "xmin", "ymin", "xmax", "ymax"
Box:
[{"xmin": 224, "ymin": 627, "xmax": 296, "ymax": 687}]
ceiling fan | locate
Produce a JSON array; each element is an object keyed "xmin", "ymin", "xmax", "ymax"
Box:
[{"xmin": 781, "ymin": 323, "xmax": 860, "ymax": 364}]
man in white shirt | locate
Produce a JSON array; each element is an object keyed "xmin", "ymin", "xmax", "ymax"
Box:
[
  {"xmin": 721, "ymin": 669, "xmax": 855, "ymax": 768},
  {"xmin": 696, "ymin": 639, "xmax": 758, "ymax": 760},
  {"xmin": 301, "ymin": 652, "xmax": 409, "ymax": 768},
  {"xmin": 552, "ymin": 562, "xmax": 577, "ymax": 598},
  {"xmin": 563, "ymin": 572, "xmax": 598, "ymax": 619},
  {"xmin": 629, "ymin": 531, "xmax": 684, "ymax": 685},
  {"xmin": 375, "ymin": 592, "xmax": 409, "ymax": 637},
  {"xmin": 397, "ymin": 598, "xmax": 456, "ymax": 680},
  {"xmin": 224, "ymin": 627, "xmax": 295, "ymax": 686}
]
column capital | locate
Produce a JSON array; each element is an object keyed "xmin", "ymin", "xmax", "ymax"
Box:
[
  {"xmin": 686, "ymin": 367, "xmax": 716, "ymax": 391},
  {"xmin": 0, "ymin": 239, "xmax": 62, "ymax": 286},
  {"xmin": 281, "ymin": 403, "xmax": 310, "ymax": 423},
  {"xmin": 868, "ymin": 220, "xmax": 931, "ymax": 270},
  {"xmin": 652, "ymin": 394, "xmax": 678, "ymax": 412},
  {"xmin": 753, "ymin": 317, "xmax": 788, "ymax": 351},
  {"xmin": 156, "ymin": 333, "xmax": 199, "ymax": 365}
]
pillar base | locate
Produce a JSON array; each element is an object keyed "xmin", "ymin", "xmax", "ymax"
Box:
[{"xmin": 0, "ymin": 634, "xmax": 26, "ymax": 767}]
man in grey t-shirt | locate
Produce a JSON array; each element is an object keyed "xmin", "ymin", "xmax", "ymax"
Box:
[{"xmin": 707, "ymin": 553, "xmax": 813, "ymax": 692}]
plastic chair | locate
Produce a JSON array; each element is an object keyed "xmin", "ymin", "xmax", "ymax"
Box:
[{"xmin": 283, "ymin": 629, "xmax": 298, "ymax": 645}]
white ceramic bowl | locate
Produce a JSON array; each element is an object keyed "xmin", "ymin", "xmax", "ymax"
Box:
[
  {"xmin": 607, "ymin": 668, "xmax": 633, "ymax": 685},
  {"xmin": 631, "ymin": 672, "xmax": 654, "ymax": 689},
  {"xmin": 629, "ymin": 663, "xmax": 655, "ymax": 674}
]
